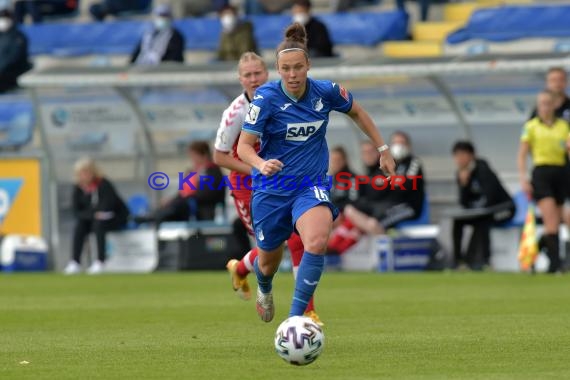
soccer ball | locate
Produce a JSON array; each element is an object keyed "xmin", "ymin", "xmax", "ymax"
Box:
[{"xmin": 274, "ymin": 316, "xmax": 325, "ymax": 366}]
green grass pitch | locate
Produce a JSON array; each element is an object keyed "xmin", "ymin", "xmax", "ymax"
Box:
[{"xmin": 1, "ymin": 272, "xmax": 569, "ymax": 379}]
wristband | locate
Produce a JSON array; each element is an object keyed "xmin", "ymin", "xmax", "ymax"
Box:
[{"xmin": 377, "ymin": 144, "xmax": 389, "ymax": 153}]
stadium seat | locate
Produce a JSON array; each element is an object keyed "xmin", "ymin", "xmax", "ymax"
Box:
[
  {"xmin": 127, "ymin": 193, "xmax": 151, "ymax": 216},
  {"xmin": 413, "ymin": 22, "xmax": 463, "ymax": 42},
  {"xmin": 383, "ymin": 41, "xmax": 443, "ymax": 58},
  {"xmin": 447, "ymin": 5, "xmax": 570, "ymax": 45},
  {"xmin": 443, "ymin": 2, "xmax": 478, "ymax": 23},
  {"xmin": 21, "ymin": 11, "xmax": 409, "ymax": 57},
  {"xmin": 395, "ymin": 195, "xmax": 430, "ymax": 229},
  {"xmin": 497, "ymin": 190, "xmax": 528, "ymax": 229}
]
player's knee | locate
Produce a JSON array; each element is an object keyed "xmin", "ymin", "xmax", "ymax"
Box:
[{"xmin": 302, "ymin": 234, "xmax": 329, "ymax": 254}]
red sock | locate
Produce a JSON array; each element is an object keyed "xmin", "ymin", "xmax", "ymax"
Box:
[
  {"xmin": 287, "ymin": 233, "xmax": 304, "ymax": 266},
  {"xmin": 236, "ymin": 247, "xmax": 258, "ymax": 277},
  {"xmin": 287, "ymin": 233, "xmax": 315, "ymax": 313},
  {"xmin": 328, "ymin": 217, "xmax": 361, "ymax": 255}
]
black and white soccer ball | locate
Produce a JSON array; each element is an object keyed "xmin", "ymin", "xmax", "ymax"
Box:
[{"xmin": 274, "ymin": 316, "xmax": 324, "ymax": 366}]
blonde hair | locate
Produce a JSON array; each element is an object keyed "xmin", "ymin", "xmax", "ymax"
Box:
[
  {"xmin": 238, "ymin": 52, "xmax": 267, "ymax": 74},
  {"xmin": 73, "ymin": 157, "xmax": 102, "ymax": 183}
]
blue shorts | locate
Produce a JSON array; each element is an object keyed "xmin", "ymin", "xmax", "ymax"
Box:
[{"xmin": 251, "ymin": 186, "xmax": 339, "ymax": 251}]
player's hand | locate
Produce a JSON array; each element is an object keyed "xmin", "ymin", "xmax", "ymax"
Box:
[
  {"xmin": 379, "ymin": 151, "xmax": 396, "ymax": 180},
  {"xmin": 521, "ymin": 180, "xmax": 533, "ymax": 200},
  {"xmin": 94, "ymin": 211, "xmax": 114, "ymax": 221},
  {"xmin": 259, "ymin": 159, "xmax": 284, "ymax": 176}
]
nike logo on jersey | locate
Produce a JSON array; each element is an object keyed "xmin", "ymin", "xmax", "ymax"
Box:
[
  {"xmin": 257, "ymin": 228, "xmax": 264, "ymax": 241},
  {"xmin": 253, "ymin": 94, "xmax": 264, "ymax": 100},
  {"xmin": 285, "ymin": 121, "xmax": 324, "ymax": 141},
  {"xmin": 280, "ymin": 103, "xmax": 292, "ymax": 111},
  {"xmin": 303, "ymin": 279, "xmax": 318, "ymax": 286}
]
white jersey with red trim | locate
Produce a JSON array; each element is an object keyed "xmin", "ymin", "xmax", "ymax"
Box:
[
  {"xmin": 215, "ymin": 92, "xmax": 249, "ymax": 159},
  {"xmin": 214, "ymin": 92, "xmax": 259, "ymax": 190}
]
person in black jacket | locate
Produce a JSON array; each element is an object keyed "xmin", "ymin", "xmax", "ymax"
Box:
[
  {"xmin": 291, "ymin": 0, "xmax": 334, "ymax": 58},
  {"xmin": 0, "ymin": 8, "xmax": 32, "ymax": 93},
  {"xmin": 64, "ymin": 158, "xmax": 129, "ymax": 275},
  {"xmin": 345, "ymin": 132, "xmax": 425, "ymax": 234},
  {"xmin": 130, "ymin": 4, "xmax": 185, "ymax": 66},
  {"xmin": 136, "ymin": 141, "xmax": 226, "ymax": 225},
  {"xmin": 451, "ymin": 141, "xmax": 515, "ymax": 270},
  {"xmin": 328, "ymin": 134, "xmax": 425, "ymax": 254}
]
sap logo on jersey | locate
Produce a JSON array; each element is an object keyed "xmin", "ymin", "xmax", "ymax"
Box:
[{"xmin": 286, "ymin": 121, "xmax": 324, "ymax": 141}]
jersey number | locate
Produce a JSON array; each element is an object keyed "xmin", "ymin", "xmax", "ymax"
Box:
[{"xmin": 312, "ymin": 186, "xmax": 329, "ymax": 202}]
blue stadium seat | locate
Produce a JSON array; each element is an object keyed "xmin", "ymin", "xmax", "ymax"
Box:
[
  {"xmin": 395, "ymin": 194, "xmax": 430, "ymax": 228},
  {"xmin": 497, "ymin": 191, "xmax": 528, "ymax": 228},
  {"xmin": 127, "ymin": 193, "xmax": 151, "ymax": 216},
  {"xmin": 22, "ymin": 11, "xmax": 409, "ymax": 56},
  {"xmin": 447, "ymin": 5, "xmax": 570, "ymax": 45}
]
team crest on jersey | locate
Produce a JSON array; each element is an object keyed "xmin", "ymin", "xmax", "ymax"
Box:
[
  {"xmin": 339, "ymin": 85, "xmax": 349, "ymax": 102},
  {"xmin": 245, "ymin": 104, "xmax": 260, "ymax": 124},
  {"xmin": 286, "ymin": 120, "xmax": 324, "ymax": 141},
  {"xmin": 313, "ymin": 97, "xmax": 324, "ymax": 112}
]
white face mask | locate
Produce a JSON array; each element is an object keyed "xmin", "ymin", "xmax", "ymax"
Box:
[
  {"xmin": 221, "ymin": 14, "xmax": 237, "ymax": 32},
  {"xmin": 0, "ymin": 17, "xmax": 13, "ymax": 32},
  {"xmin": 390, "ymin": 143, "xmax": 410, "ymax": 161},
  {"xmin": 292, "ymin": 13, "xmax": 310, "ymax": 26},
  {"xmin": 153, "ymin": 17, "xmax": 170, "ymax": 31}
]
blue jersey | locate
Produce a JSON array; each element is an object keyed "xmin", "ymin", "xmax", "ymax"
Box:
[{"xmin": 242, "ymin": 77, "xmax": 354, "ymax": 195}]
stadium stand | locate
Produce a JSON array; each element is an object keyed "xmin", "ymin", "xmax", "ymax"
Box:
[{"xmin": 20, "ymin": 11, "xmax": 408, "ymax": 57}]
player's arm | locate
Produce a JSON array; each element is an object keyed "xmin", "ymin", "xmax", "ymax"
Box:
[
  {"xmin": 213, "ymin": 150, "xmax": 252, "ymax": 175},
  {"xmin": 347, "ymin": 101, "xmax": 396, "ymax": 177},
  {"xmin": 237, "ymin": 132, "xmax": 283, "ymax": 176}
]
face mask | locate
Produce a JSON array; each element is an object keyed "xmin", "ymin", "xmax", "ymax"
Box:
[
  {"xmin": 292, "ymin": 13, "xmax": 310, "ymax": 25},
  {"xmin": 153, "ymin": 17, "xmax": 170, "ymax": 31},
  {"xmin": 390, "ymin": 143, "xmax": 410, "ymax": 161},
  {"xmin": 0, "ymin": 17, "xmax": 12, "ymax": 32},
  {"xmin": 221, "ymin": 14, "xmax": 237, "ymax": 32}
]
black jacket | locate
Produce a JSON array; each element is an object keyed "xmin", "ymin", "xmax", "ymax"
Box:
[
  {"xmin": 330, "ymin": 165, "xmax": 358, "ymax": 211},
  {"xmin": 458, "ymin": 159, "xmax": 513, "ymax": 209},
  {"xmin": 130, "ymin": 28, "xmax": 185, "ymax": 64},
  {"xmin": 305, "ymin": 17, "xmax": 334, "ymax": 58},
  {"xmin": 72, "ymin": 178, "xmax": 129, "ymax": 224},
  {"xmin": 180, "ymin": 164, "xmax": 226, "ymax": 221},
  {"xmin": 0, "ymin": 25, "xmax": 32, "ymax": 92},
  {"xmin": 385, "ymin": 155, "xmax": 425, "ymax": 216}
]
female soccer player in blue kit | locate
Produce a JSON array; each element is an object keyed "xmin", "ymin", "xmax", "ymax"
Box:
[{"xmin": 237, "ymin": 23, "xmax": 396, "ymax": 322}]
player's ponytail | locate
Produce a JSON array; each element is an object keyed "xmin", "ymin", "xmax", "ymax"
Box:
[{"xmin": 276, "ymin": 23, "xmax": 309, "ymax": 60}]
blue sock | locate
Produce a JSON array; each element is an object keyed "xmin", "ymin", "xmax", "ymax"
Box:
[
  {"xmin": 289, "ymin": 252, "xmax": 324, "ymax": 317},
  {"xmin": 254, "ymin": 256, "xmax": 274, "ymax": 294}
]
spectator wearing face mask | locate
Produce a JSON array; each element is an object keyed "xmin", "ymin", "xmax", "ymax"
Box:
[
  {"xmin": 328, "ymin": 134, "xmax": 425, "ymax": 255},
  {"xmin": 130, "ymin": 4, "xmax": 185, "ymax": 66},
  {"xmin": 216, "ymin": 5, "xmax": 257, "ymax": 61},
  {"xmin": 291, "ymin": 0, "xmax": 334, "ymax": 58},
  {"xmin": 0, "ymin": 8, "xmax": 31, "ymax": 93}
]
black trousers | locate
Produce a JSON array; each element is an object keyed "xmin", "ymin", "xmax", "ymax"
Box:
[
  {"xmin": 72, "ymin": 218, "xmax": 126, "ymax": 263},
  {"xmin": 453, "ymin": 203, "xmax": 515, "ymax": 270}
]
